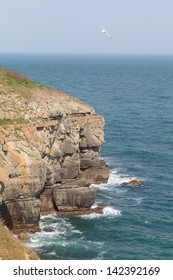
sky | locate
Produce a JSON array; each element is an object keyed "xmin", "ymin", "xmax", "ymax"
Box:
[{"xmin": 1, "ymin": 0, "xmax": 173, "ymax": 54}]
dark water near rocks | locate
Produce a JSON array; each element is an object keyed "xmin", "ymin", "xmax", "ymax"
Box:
[{"xmin": 0, "ymin": 54, "xmax": 173, "ymax": 259}]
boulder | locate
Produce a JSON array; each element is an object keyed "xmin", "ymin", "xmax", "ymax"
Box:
[
  {"xmin": 121, "ymin": 178, "xmax": 143, "ymax": 187},
  {"xmin": 53, "ymin": 186, "xmax": 96, "ymax": 212},
  {"xmin": 18, "ymin": 232, "xmax": 31, "ymax": 242}
]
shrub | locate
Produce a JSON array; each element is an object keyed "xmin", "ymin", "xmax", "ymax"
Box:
[{"xmin": 6, "ymin": 70, "xmax": 30, "ymax": 83}]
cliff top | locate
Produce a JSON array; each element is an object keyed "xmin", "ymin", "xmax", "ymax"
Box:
[{"xmin": 0, "ymin": 67, "xmax": 95, "ymax": 126}]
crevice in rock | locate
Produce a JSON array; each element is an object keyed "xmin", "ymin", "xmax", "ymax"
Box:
[
  {"xmin": 0, "ymin": 202, "xmax": 13, "ymax": 230},
  {"xmin": 80, "ymin": 146, "xmax": 99, "ymax": 152},
  {"xmin": 49, "ymin": 116, "xmax": 62, "ymax": 121}
]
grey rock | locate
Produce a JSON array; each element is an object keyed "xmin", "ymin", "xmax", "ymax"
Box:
[{"xmin": 53, "ymin": 186, "xmax": 96, "ymax": 212}]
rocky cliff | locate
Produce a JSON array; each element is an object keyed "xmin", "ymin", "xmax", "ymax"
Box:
[{"xmin": 0, "ymin": 67, "xmax": 109, "ymax": 233}]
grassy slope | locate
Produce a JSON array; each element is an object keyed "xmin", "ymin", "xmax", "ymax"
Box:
[{"xmin": 0, "ymin": 221, "xmax": 39, "ymax": 260}]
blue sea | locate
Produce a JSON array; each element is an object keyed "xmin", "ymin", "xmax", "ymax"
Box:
[{"xmin": 0, "ymin": 54, "xmax": 173, "ymax": 260}]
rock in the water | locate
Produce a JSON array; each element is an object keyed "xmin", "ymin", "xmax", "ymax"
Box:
[
  {"xmin": 121, "ymin": 178, "xmax": 143, "ymax": 187},
  {"xmin": 92, "ymin": 206, "xmax": 105, "ymax": 214},
  {"xmin": 42, "ymin": 227, "xmax": 55, "ymax": 232}
]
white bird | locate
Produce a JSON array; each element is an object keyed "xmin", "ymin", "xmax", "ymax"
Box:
[{"xmin": 100, "ymin": 25, "xmax": 111, "ymax": 39}]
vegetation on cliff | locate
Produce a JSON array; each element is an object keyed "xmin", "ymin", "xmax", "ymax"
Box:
[{"xmin": 0, "ymin": 221, "xmax": 39, "ymax": 260}]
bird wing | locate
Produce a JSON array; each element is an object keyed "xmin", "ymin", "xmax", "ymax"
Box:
[
  {"xmin": 105, "ymin": 30, "xmax": 111, "ymax": 39},
  {"xmin": 100, "ymin": 25, "xmax": 111, "ymax": 38}
]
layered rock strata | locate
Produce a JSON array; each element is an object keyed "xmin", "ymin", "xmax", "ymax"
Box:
[{"xmin": 0, "ymin": 68, "xmax": 109, "ymax": 233}]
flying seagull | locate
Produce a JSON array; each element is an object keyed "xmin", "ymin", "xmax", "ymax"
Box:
[{"xmin": 100, "ymin": 25, "xmax": 111, "ymax": 39}]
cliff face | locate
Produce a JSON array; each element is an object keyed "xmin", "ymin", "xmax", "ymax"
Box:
[{"xmin": 0, "ymin": 68, "xmax": 109, "ymax": 233}]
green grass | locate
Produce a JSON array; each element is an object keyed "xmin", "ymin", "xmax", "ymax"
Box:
[
  {"xmin": 5, "ymin": 76, "xmax": 44, "ymax": 88},
  {"xmin": 0, "ymin": 66, "xmax": 50, "ymax": 91},
  {"xmin": 0, "ymin": 118, "xmax": 29, "ymax": 126}
]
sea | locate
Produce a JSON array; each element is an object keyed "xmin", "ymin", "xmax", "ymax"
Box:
[{"xmin": 0, "ymin": 53, "xmax": 173, "ymax": 260}]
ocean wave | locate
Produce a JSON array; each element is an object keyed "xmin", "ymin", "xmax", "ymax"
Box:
[
  {"xmin": 80, "ymin": 206, "xmax": 121, "ymax": 220},
  {"xmin": 28, "ymin": 215, "xmax": 83, "ymax": 249},
  {"xmin": 103, "ymin": 206, "xmax": 121, "ymax": 216},
  {"xmin": 40, "ymin": 213, "xmax": 58, "ymax": 220},
  {"xmin": 130, "ymin": 197, "xmax": 143, "ymax": 206},
  {"xmin": 91, "ymin": 183, "xmax": 110, "ymax": 190},
  {"xmin": 91, "ymin": 167, "xmax": 138, "ymax": 191},
  {"xmin": 108, "ymin": 169, "xmax": 136, "ymax": 186}
]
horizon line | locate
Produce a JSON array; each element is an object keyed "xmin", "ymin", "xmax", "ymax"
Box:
[{"xmin": 1, "ymin": 52, "xmax": 173, "ymax": 56}]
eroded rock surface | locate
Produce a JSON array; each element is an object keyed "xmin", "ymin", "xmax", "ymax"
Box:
[{"xmin": 0, "ymin": 68, "xmax": 109, "ymax": 233}]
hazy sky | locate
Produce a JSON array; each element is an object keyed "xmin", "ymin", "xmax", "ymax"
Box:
[{"xmin": 1, "ymin": 0, "xmax": 173, "ymax": 54}]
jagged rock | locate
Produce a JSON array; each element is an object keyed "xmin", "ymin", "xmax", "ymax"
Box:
[
  {"xmin": 92, "ymin": 206, "xmax": 105, "ymax": 214},
  {"xmin": 45, "ymin": 164, "xmax": 62, "ymax": 186},
  {"xmin": 43, "ymin": 227, "xmax": 55, "ymax": 232},
  {"xmin": 121, "ymin": 178, "xmax": 143, "ymax": 187},
  {"xmin": 80, "ymin": 160, "xmax": 110, "ymax": 184},
  {"xmin": 80, "ymin": 147, "xmax": 100, "ymax": 169},
  {"xmin": 61, "ymin": 153, "xmax": 80, "ymax": 179},
  {"xmin": 79, "ymin": 115, "xmax": 104, "ymax": 148}
]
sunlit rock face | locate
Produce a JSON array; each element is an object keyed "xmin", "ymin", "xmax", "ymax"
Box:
[{"xmin": 0, "ymin": 68, "xmax": 109, "ymax": 232}]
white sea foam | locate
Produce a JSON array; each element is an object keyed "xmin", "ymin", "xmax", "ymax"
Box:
[
  {"xmin": 94, "ymin": 250, "xmax": 107, "ymax": 259},
  {"xmin": 108, "ymin": 169, "xmax": 135, "ymax": 186},
  {"xmin": 28, "ymin": 236, "xmax": 45, "ymax": 248},
  {"xmin": 40, "ymin": 213, "xmax": 57, "ymax": 220},
  {"xmin": 130, "ymin": 197, "xmax": 143, "ymax": 206},
  {"xmin": 114, "ymin": 188, "xmax": 128, "ymax": 194},
  {"xmin": 91, "ymin": 183, "xmax": 109, "ymax": 190},
  {"xmin": 102, "ymin": 206, "xmax": 121, "ymax": 216},
  {"xmin": 90, "ymin": 204, "xmax": 98, "ymax": 210},
  {"xmin": 91, "ymin": 167, "xmax": 137, "ymax": 191},
  {"xmin": 88, "ymin": 240, "xmax": 104, "ymax": 246},
  {"xmin": 28, "ymin": 164, "xmax": 137, "ymax": 253},
  {"xmin": 81, "ymin": 206, "xmax": 121, "ymax": 220},
  {"xmin": 71, "ymin": 229, "xmax": 83, "ymax": 234},
  {"xmin": 29, "ymin": 215, "xmax": 83, "ymax": 249},
  {"xmin": 80, "ymin": 212, "xmax": 101, "ymax": 219},
  {"xmin": 48, "ymin": 251, "xmax": 56, "ymax": 256}
]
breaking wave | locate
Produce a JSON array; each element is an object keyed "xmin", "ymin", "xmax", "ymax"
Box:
[
  {"xmin": 91, "ymin": 167, "xmax": 138, "ymax": 191},
  {"xmin": 80, "ymin": 206, "xmax": 122, "ymax": 220}
]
